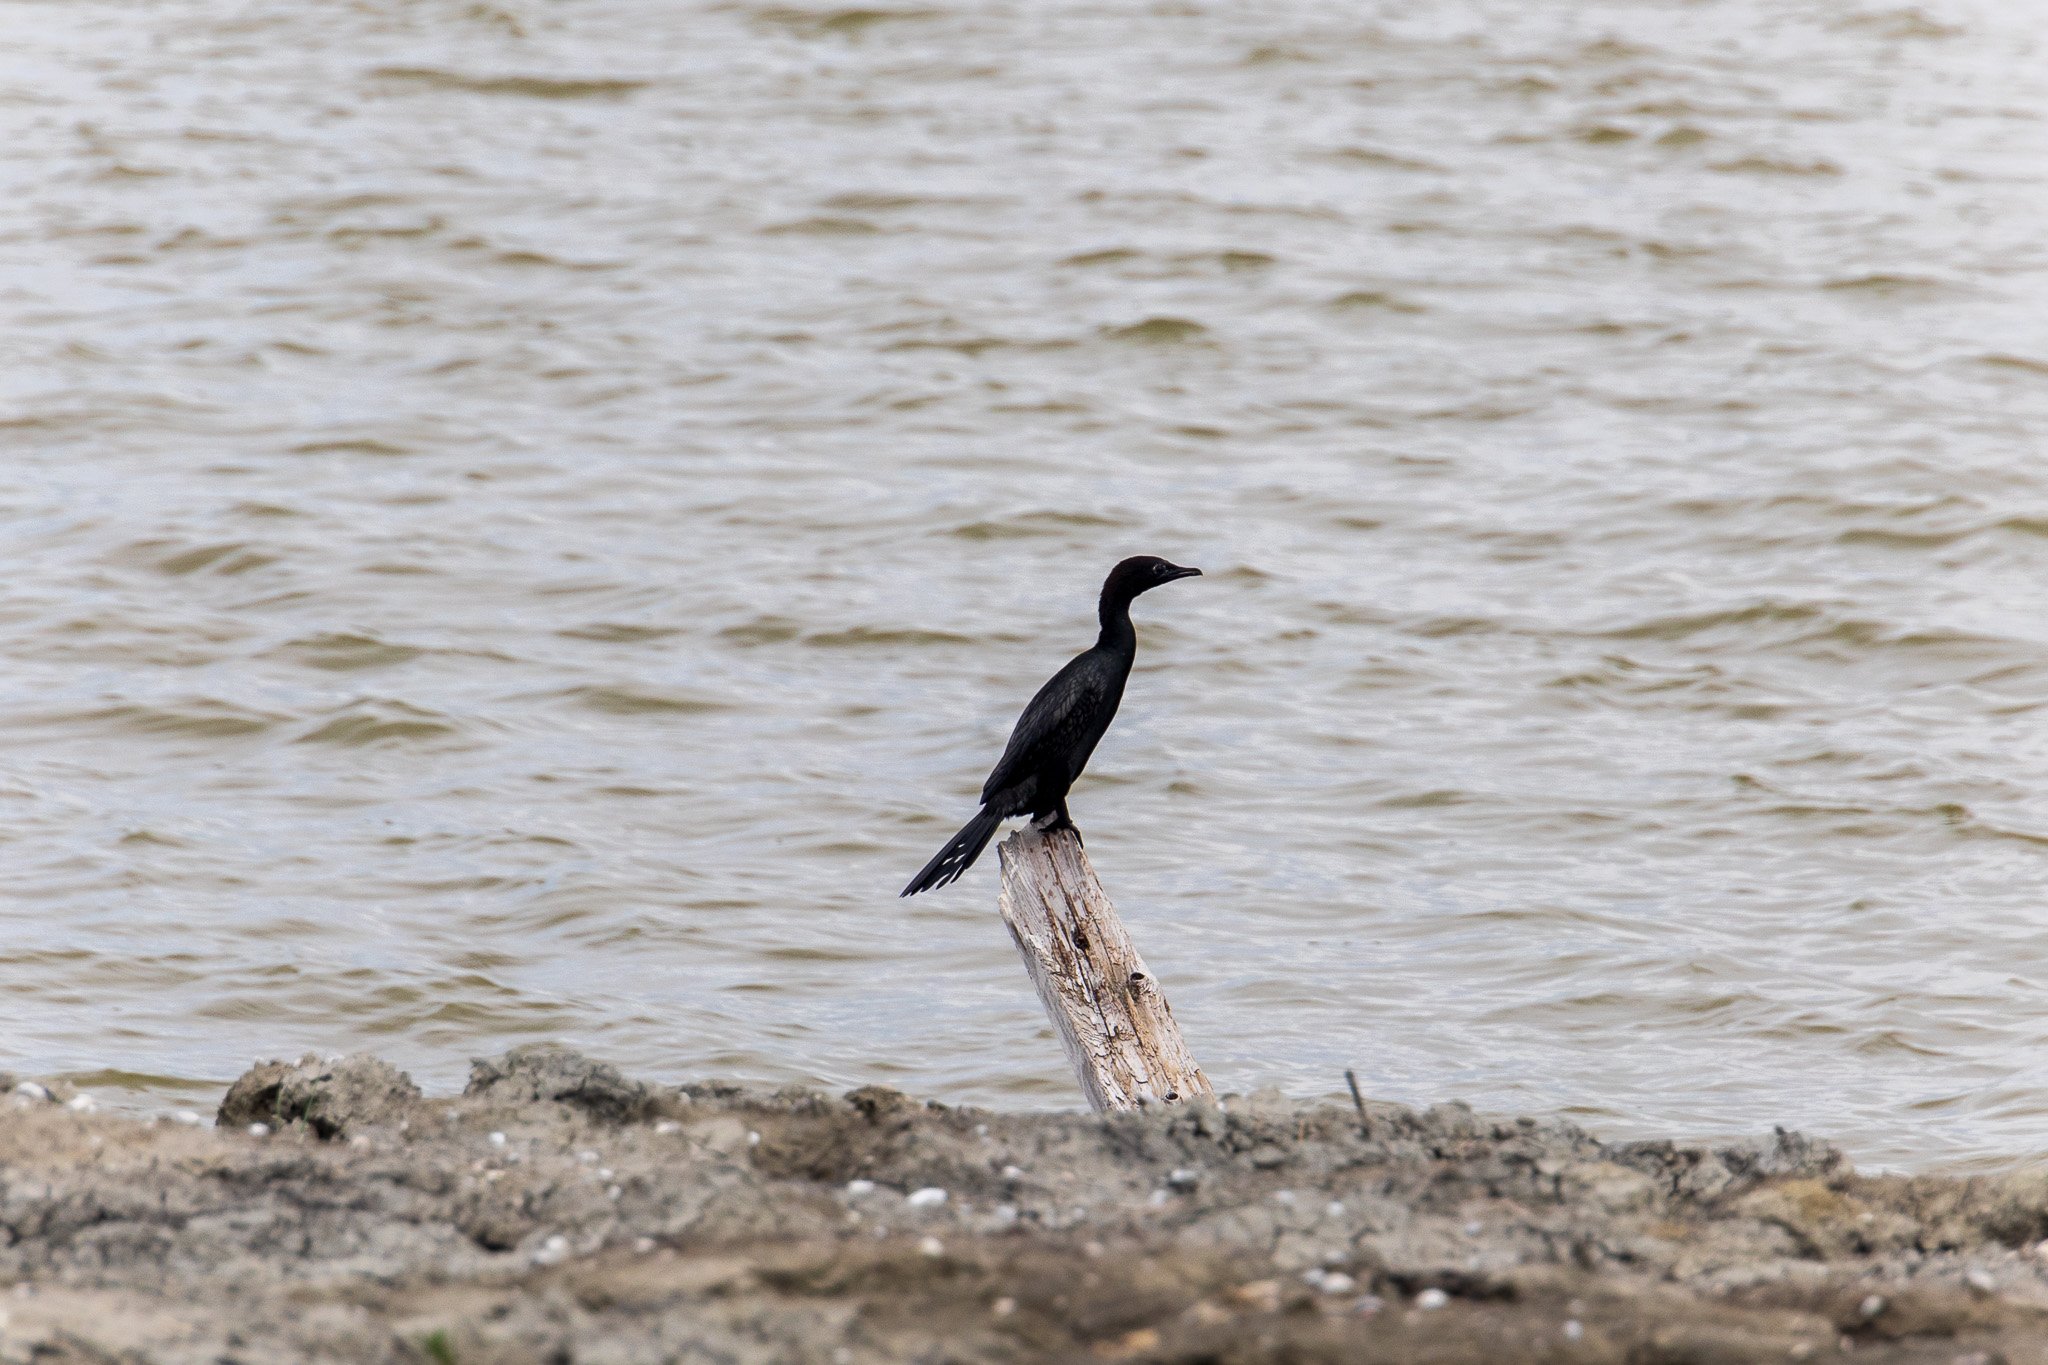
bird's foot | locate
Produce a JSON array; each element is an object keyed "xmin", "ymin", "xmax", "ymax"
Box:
[{"xmin": 1033, "ymin": 810, "xmax": 1082, "ymax": 844}]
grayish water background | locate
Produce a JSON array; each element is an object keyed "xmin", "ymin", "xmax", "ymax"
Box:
[{"xmin": 4, "ymin": 0, "xmax": 2047, "ymax": 1169}]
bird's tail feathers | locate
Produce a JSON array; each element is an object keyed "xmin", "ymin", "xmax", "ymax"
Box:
[{"xmin": 900, "ymin": 807, "xmax": 1005, "ymax": 897}]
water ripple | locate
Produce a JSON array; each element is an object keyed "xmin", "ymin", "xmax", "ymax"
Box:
[{"xmin": 2, "ymin": 0, "xmax": 2047, "ymax": 1171}]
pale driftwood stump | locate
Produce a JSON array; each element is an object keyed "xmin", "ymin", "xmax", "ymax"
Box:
[{"xmin": 996, "ymin": 826, "xmax": 1211, "ymax": 1112}]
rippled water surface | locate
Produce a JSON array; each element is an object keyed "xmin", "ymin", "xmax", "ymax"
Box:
[{"xmin": 5, "ymin": 0, "xmax": 2048, "ymax": 1168}]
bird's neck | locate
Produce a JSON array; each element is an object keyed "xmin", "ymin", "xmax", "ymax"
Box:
[{"xmin": 1095, "ymin": 593, "xmax": 1137, "ymax": 655}]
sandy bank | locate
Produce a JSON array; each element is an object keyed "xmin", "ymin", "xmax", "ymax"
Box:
[{"xmin": 2, "ymin": 1049, "xmax": 2045, "ymax": 1363}]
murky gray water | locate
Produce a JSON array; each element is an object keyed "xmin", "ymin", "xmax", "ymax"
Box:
[{"xmin": 4, "ymin": 0, "xmax": 2047, "ymax": 1169}]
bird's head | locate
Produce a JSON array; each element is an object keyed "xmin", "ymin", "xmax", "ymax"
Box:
[{"xmin": 1103, "ymin": 555, "xmax": 1203, "ymax": 603}]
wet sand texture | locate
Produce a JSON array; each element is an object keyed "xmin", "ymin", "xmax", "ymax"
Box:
[{"xmin": 4, "ymin": 1048, "xmax": 2048, "ymax": 1363}]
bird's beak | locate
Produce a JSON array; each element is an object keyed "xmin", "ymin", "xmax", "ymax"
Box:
[{"xmin": 1167, "ymin": 565, "xmax": 1203, "ymax": 581}]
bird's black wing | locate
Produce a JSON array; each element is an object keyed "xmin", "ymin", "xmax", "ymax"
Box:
[{"xmin": 980, "ymin": 649, "xmax": 1114, "ymax": 806}]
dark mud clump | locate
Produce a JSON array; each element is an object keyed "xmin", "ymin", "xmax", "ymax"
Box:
[
  {"xmin": 3, "ymin": 1056, "xmax": 2048, "ymax": 1361},
  {"xmin": 216, "ymin": 1052, "xmax": 422, "ymax": 1138},
  {"xmin": 465, "ymin": 1041, "xmax": 669, "ymax": 1125}
]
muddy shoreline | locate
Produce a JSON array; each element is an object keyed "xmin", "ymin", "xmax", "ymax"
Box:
[{"xmin": 2, "ymin": 1050, "xmax": 2045, "ymax": 1363}]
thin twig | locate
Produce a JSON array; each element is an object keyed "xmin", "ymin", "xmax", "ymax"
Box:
[{"xmin": 1344, "ymin": 1069, "xmax": 1370, "ymax": 1137}]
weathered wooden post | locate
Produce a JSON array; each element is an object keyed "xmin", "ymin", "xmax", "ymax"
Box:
[{"xmin": 996, "ymin": 826, "xmax": 1211, "ymax": 1112}]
